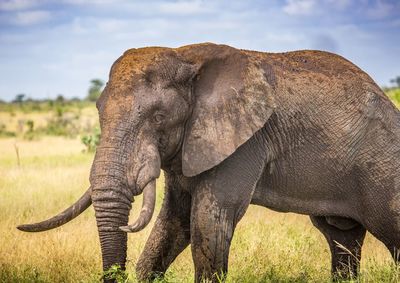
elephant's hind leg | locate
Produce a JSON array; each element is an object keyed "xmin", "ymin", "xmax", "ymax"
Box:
[
  {"xmin": 310, "ymin": 216, "xmax": 366, "ymax": 280},
  {"xmin": 136, "ymin": 173, "xmax": 191, "ymax": 281}
]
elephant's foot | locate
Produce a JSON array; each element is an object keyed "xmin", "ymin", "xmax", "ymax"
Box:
[
  {"xmin": 135, "ymin": 262, "xmax": 164, "ymax": 282},
  {"xmin": 310, "ymin": 216, "xmax": 366, "ymax": 280}
]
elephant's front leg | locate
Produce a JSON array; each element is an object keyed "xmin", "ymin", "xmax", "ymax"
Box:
[
  {"xmin": 136, "ymin": 173, "xmax": 191, "ymax": 281},
  {"xmin": 191, "ymin": 186, "xmax": 238, "ymax": 283},
  {"xmin": 190, "ymin": 141, "xmax": 266, "ymax": 282}
]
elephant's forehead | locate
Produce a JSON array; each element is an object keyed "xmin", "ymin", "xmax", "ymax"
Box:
[
  {"xmin": 101, "ymin": 47, "xmax": 172, "ymax": 111},
  {"xmin": 109, "ymin": 47, "xmax": 170, "ymax": 83}
]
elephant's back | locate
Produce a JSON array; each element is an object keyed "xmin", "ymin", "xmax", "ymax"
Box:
[
  {"xmin": 245, "ymin": 49, "xmax": 389, "ymax": 106},
  {"xmin": 267, "ymin": 50, "xmax": 368, "ymax": 80},
  {"xmin": 246, "ymin": 48, "xmax": 371, "ymax": 84},
  {"xmin": 246, "ymin": 49, "xmax": 398, "ymax": 127}
]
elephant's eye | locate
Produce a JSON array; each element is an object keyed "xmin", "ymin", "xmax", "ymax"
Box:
[{"xmin": 153, "ymin": 113, "xmax": 165, "ymax": 124}]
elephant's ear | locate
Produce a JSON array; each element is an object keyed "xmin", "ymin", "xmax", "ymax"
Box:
[{"xmin": 181, "ymin": 46, "xmax": 276, "ymax": 177}]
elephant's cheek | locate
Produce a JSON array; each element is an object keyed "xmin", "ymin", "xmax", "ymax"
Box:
[{"xmin": 162, "ymin": 128, "xmax": 184, "ymax": 160}]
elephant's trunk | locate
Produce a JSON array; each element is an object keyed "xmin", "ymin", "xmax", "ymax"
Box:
[
  {"xmin": 90, "ymin": 143, "xmax": 132, "ymax": 274},
  {"xmin": 90, "ymin": 143, "xmax": 158, "ymax": 277},
  {"xmin": 91, "ymin": 186, "xmax": 131, "ymax": 274},
  {"xmin": 17, "ymin": 188, "xmax": 92, "ymax": 232}
]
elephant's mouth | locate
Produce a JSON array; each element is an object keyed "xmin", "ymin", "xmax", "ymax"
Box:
[
  {"xmin": 119, "ymin": 178, "xmax": 157, "ymax": 233},
  {"xmin": 127, "ymin": 163, "xmax": 145, "ymax": 195}
]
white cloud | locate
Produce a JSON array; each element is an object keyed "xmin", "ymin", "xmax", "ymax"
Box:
[
  {"xmin": 264, "ymin": 32, "xmax": 304, "ymax": 45},
  {"xmin": 96, "ymin": 18, "xmax": 128, "ymax": 33},
  {"xmin": 12, "ymin": 10, "xmax": 52, "ymax": 26},
  {"xmin": 283, "ymin": 0, "xmax": 316, "ymax": 15},
  {"xmin": 333, "ymin": 24, "xmax": 374, "ymax": 40},
  {"xmin": 158, "ymin": 0, "xmax": 210, "ymax": 15},
  {"xmin": 0, "ymin": 0, "xmax": 41, "ymax": 11},
  {"xmin": 62, "ymin": 0, "xmax": 120, "ymax": 5},
  {"xmin": 69, "ymin": 17, "xmax": 89, "ymax": 34},
  {"xmin": 283, "ymin": 0, "xmax": 354, "ymax": 15}
]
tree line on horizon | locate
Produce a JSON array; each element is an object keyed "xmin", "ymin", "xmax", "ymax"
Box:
[{"xmin": 0, "ymin": 79, "xmax": 105, "ymax": 105}]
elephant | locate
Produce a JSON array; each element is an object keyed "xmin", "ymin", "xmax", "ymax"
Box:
[{"xmin": 18, "ymin": 43, "xmax": 400, "ymax": 282}]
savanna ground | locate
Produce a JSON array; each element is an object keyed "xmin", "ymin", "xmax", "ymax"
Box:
[{"xmin": 1, "ymin": 87, "xmax": 400, "ymax": 283}]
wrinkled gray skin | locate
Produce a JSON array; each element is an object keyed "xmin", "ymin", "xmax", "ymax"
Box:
[{"xmin": 18, "ymin": 43, "xmax": 400, "ymax": 282}]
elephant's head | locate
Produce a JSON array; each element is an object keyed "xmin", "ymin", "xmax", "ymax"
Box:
[{"xmin": 17, "ymin": 43, "xmax": 276, "ymax": 275}]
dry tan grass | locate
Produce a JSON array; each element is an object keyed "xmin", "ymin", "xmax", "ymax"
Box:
[{"xmin": 0, "ymin": 137, "xmax": 398, "ymax": 282}]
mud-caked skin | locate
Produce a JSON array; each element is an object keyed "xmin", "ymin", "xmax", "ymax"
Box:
[{"xmin": 18, "ymin": 43, "xmax": 400, "ymax": 282}]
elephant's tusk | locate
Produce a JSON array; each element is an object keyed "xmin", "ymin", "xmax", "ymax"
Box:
[
  {"xmin": 17, "ymin": 187, "xmax": 92, "ymax": 232},
  {"xmin": 119, "ymin": 180, "xmax": 156, "ymax": 233}
]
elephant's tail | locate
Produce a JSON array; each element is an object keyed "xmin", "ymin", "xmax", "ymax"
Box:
[{"xmin": 17, "ymin": 187, "xmax": 92, "ymax": 232}]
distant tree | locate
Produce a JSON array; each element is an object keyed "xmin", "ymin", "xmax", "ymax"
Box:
[
  {"xmin": 56, "ymin": 94, "xmax": 65, "ymax": 104},
  {"xmin": 86, "ymin": 79, "xmax": 104, "ymax": 102},
  {"xmin": 390, "ymin": 76, "xmax": 400, "ymax": 88},
  {"xmin": 13, "ymin": 93, "xmax": 26, "ymax": 104}
]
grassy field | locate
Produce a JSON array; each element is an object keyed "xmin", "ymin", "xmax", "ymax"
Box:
[
  {"xmin": 1, "ymin": 89, "xmax": 400, "ymax": 282},
  {"xmin": 0, "ymin": 138, "xmax": 399, "ymax": 282}
]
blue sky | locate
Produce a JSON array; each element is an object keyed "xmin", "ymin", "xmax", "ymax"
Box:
[{"xmin": 0, "ymin": 0, "xmax": 399, "ymax": 101}]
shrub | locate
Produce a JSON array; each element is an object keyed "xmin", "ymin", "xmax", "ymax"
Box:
[
  {"xmin": 81, "ymin": 127, "xmax": 101, "ymax": 152},
  {"xmin": 40, "ymin": 108, "xmax": 80, "ymax": 137},
  {"xmin": 0, "ymin": 123, "xmax": 16, "ymax": 137},
  {"xmin": 103, "ymin": 265, "xmax": 128, "ymax": 283},
  {"xmin": 23, "ymin": 120, "xmax": 36, "ymax": 140}
]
